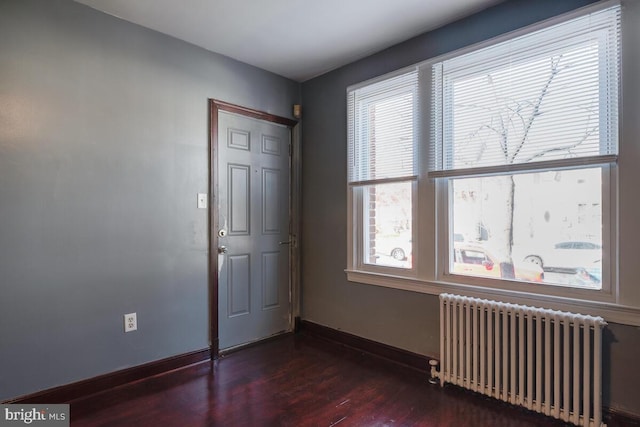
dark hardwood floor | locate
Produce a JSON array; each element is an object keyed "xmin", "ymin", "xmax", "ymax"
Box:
[{"xmin": 69, "ymin": 333, "xmax": 622, "ymax": 426}]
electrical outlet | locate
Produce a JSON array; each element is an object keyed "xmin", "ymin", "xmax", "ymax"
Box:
[{"xmin": 124, "ymin": 313, "xmax": 137, "ymax": 332}]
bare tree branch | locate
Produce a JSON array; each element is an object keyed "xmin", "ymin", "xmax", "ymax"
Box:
[
  {"xmin": 488, "ymin": 75, "xmax": 510, "ymax": 160},
  {"xmin": 509, "ymin": 56, "xmax": 563, "ymax": 163},
  {"xmin": 521, "ymin": 125, "xmax": 599, "ymax": 163}
]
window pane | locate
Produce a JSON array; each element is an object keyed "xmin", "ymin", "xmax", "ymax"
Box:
[
  {"xmin": 348, "ymin": 70, "xmax": 417, "ymax": 183},
  {"xmin": 447, "ymin": 40, "xmax": 606, "ymax": 170},
  {"xmin": 362, "ymin": 91, "xmax": 414, "ymax": 179},
  {"xmin": 450, "ymin": 168, "xmax": 602, "ymax": 289},
  {"xmin": 363, "ymin": 181, "xmax": 412, "ymax": 269},
  {"xmin": 429, "ymin": 5, "xmax": 620, "ymax": 176}
]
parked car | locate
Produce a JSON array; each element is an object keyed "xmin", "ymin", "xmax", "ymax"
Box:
[
  {"xmin": 390, "ymin": 244, "xmax": 410, "ymax": 261},
  {"xmin": 452, "ymin": 243, "xmax": 544, "ymax": 282},
  {"xmin": 376, "ymin": 234, "xmax": 412, "ymax": 261},
  {"xmin": 520, "ymin": 241, "xmax": 601, "ymax": 272}
]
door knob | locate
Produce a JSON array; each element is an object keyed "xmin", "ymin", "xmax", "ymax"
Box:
[{"xmin": 218, "ymin": 246, "xmax": 228, "ymax": 254}]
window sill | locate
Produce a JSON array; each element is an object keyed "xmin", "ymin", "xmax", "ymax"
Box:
[{"xmin": 345, "ymin": 269, "xmax": 640, "ymax": 327}]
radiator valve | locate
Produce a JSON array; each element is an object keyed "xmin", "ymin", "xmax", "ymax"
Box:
[{"xmin": 428, "ymin": 359, "xmax": 440, "ymax": 384}]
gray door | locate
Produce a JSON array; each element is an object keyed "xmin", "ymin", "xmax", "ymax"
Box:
[{"xmin": 217, "ymin": 110, "xmax": 291, "ymax": 350}]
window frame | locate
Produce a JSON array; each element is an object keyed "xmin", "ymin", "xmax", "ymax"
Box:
[
  {"xmin": 345, "ymin": 0, "xmax": 637, "ymax": 326},
  {"xmin": 434, "ymin": 164, "xmax": 616, "ymax": 304},
  {"xmin": 431, "ymin": 3, "xmax": 619, "ymax": 299},
  {"xmin": 347, "ymin": 67, "xmax": 420, "ymax": 277}
]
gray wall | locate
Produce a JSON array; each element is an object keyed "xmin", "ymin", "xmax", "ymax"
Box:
[
  {"xmin": 0, "ymin": 0, "xmax": 299, "ymax": 401},
  {"xmin": 301, "ymin": 0, "xmax": 640, "ymax": 417}
]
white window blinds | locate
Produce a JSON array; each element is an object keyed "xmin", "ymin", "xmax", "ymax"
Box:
[
  {"xmin": 348, "ymin": 70, "xmax": 418, "ymax": 184},
  {"xmin": 429, "ymin": 4, "xmax": 620, "ymax": 178}
]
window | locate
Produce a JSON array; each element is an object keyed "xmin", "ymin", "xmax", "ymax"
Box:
[
  {"xmin": 431, "ymin": 6, "xmax": 619, "ymax": 291},
  {"xmin": 347, "ymin": 3, "xmax": 621, "ymax": 300},
  {"xmin": 347, "ymin": 71, "xmax": 418, "ymax": 272}
]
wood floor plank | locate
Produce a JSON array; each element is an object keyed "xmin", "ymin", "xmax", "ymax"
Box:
[{"xmin": 69, "ymin": 333, "xmax": 615, "ymax": 426}]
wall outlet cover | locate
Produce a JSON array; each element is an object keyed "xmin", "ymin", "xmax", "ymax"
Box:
[{"xmin": 124, "ymin": 313, "xmax": 137, "ymax": 332}]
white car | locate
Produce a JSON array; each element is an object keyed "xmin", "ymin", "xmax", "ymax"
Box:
[
  {"xmin": 521, "ymin": 241, "xmax": 601, "ymax": 272},
  {"xmin": 375, "ymin": 234, "xmax": 412, "ymax": 261}
]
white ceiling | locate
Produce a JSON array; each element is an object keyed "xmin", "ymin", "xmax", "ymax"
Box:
[{"xmin": 74, "ymin": 0, "xmax": 504, "ymax": 82}]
